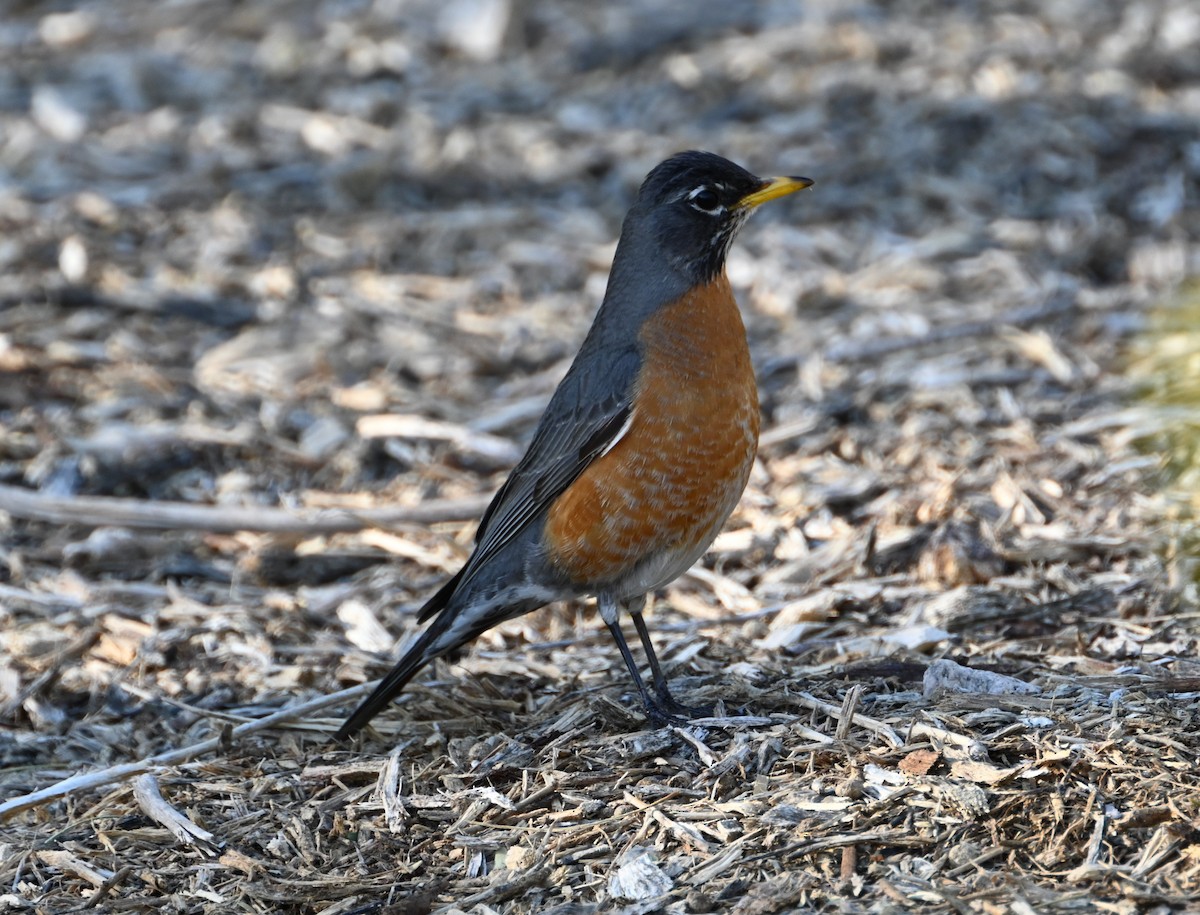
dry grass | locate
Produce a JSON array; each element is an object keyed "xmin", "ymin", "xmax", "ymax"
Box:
[{"xmin": 2, "ymin": 0, "xmax": 1200, "ymax": 912}]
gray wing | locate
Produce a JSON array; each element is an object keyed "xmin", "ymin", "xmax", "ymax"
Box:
[{"xmin": 418, "ymin": 342, "xmax": 640, "ymax": 622}]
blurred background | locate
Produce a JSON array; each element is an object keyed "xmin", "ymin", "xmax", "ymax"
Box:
[{"xmin": 1, "ymin": 0, "xmax": 1196, "ymax": 504}]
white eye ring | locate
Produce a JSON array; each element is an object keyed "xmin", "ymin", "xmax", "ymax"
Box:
[{"xmin": 688, "ymin": 186, "xmax": 724, "ymax": 214}]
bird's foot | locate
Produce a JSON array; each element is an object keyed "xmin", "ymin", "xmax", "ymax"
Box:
[{"xmin": 640, "ymin": 688, "xmax": 712, "ymax": 725}]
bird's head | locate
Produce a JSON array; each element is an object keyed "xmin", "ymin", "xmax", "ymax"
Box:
[{"xmin": 628, "ymin": 150, "xmax": 813, "ymax": 284}]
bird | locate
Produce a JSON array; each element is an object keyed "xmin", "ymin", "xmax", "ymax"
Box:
[{"xmin": 337, "ymin": 151, "xmax": 812, "ymax": 738}]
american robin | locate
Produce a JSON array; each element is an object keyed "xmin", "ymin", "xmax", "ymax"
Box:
[{"xmin": 337, "ymin": 151, "xmax": 812, "ymax": 737}]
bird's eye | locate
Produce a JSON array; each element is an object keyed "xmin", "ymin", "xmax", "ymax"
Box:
[{"xmin": 688, "ymin": 186, "xmax": 722, "ymax": 213}]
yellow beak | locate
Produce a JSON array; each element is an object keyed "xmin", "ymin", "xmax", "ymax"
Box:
[{"xmin": 737, "ymin": 175, "xmax": 814, "ymax": 210}]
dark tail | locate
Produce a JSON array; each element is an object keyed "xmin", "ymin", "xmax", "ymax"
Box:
[
  {"xmin": 417, "ymin": 568, "xmax": 463, "ymax": 623},
  {"xmin": 335, "ymin": 597, "xmax": 457, "ymax": 740}
]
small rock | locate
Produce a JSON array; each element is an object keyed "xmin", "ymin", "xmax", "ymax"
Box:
[
  {"xmin": 607, "ymin": 847, "xmax": 672, "ymax": 901},
  {"xmin": 59, "ymin": 236, "xmax": 88, "ymax": 283},
  {"xmin": 436, "ymin": 0, "xmax": 511, "ymax": 61},
  {"xmin": 31, "ymin": 86, "xmax": 88, "ymax": 143},
  {"xmin": 923, "ymin": 659, "xmax": 1041, "ymax": 699},
  {"xmin": 39, "ymin": 10, "xmax": 95, "ymax": 47}
]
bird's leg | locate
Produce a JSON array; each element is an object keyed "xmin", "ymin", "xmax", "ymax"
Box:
[
  {"xmin": 598, "ymin": 593, "xmax": 686, "ymax": 726},
  {"xmin": 628, "ymin": 600, "xmax": 712, "ymax": 719}
]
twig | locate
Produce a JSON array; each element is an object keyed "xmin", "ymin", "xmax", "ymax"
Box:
[
  {"xmin": 78, "ymin": 865, "xmax": 135, "ymax": 911},
  {"xmin": 742, "ymin": 829, "xmax": 920, "ymax": 864},
  {"xmin": 434, "ymin": 864, "xmax": 551, "ymax": 913},
  {"xmin": 0, "ymin": 683, "xmax": 374, "ymax": 820},
  {"xmin": 132, "ymin": 773, "xmax": 219, "ymax": 848},
  {"xmin": 0, "ymin": 483, "xmax": 490, "ymax": 534},
  {"xmin": 0, "ymin": 582, "xmax": 84, "ymax": 610},
  {"xmin": 835, "ymin": 685, "xmax": 863, "ymax": 741},
  {"xmin": 821, "ymin": 294, "xmax": 1076, "ymax": 364},
  {"xmin": 35, "ymin": 850, "xmax": 111, "ymax": 887},
  {"xmin": 840, "ymin": 843, "xmax": 857, "ymax": 882},
  {"xmin": 793, "ymin": 692, "xmax": 903, "ymax": 747},
  {"xmin": 356, "ymin": 413, "xmax": 521, "ymax": 465}
]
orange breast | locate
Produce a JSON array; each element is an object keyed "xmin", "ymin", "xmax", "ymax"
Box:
[{"xmin": 544, "ymin": 273, "xmax": 760, "ymax": 590}]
